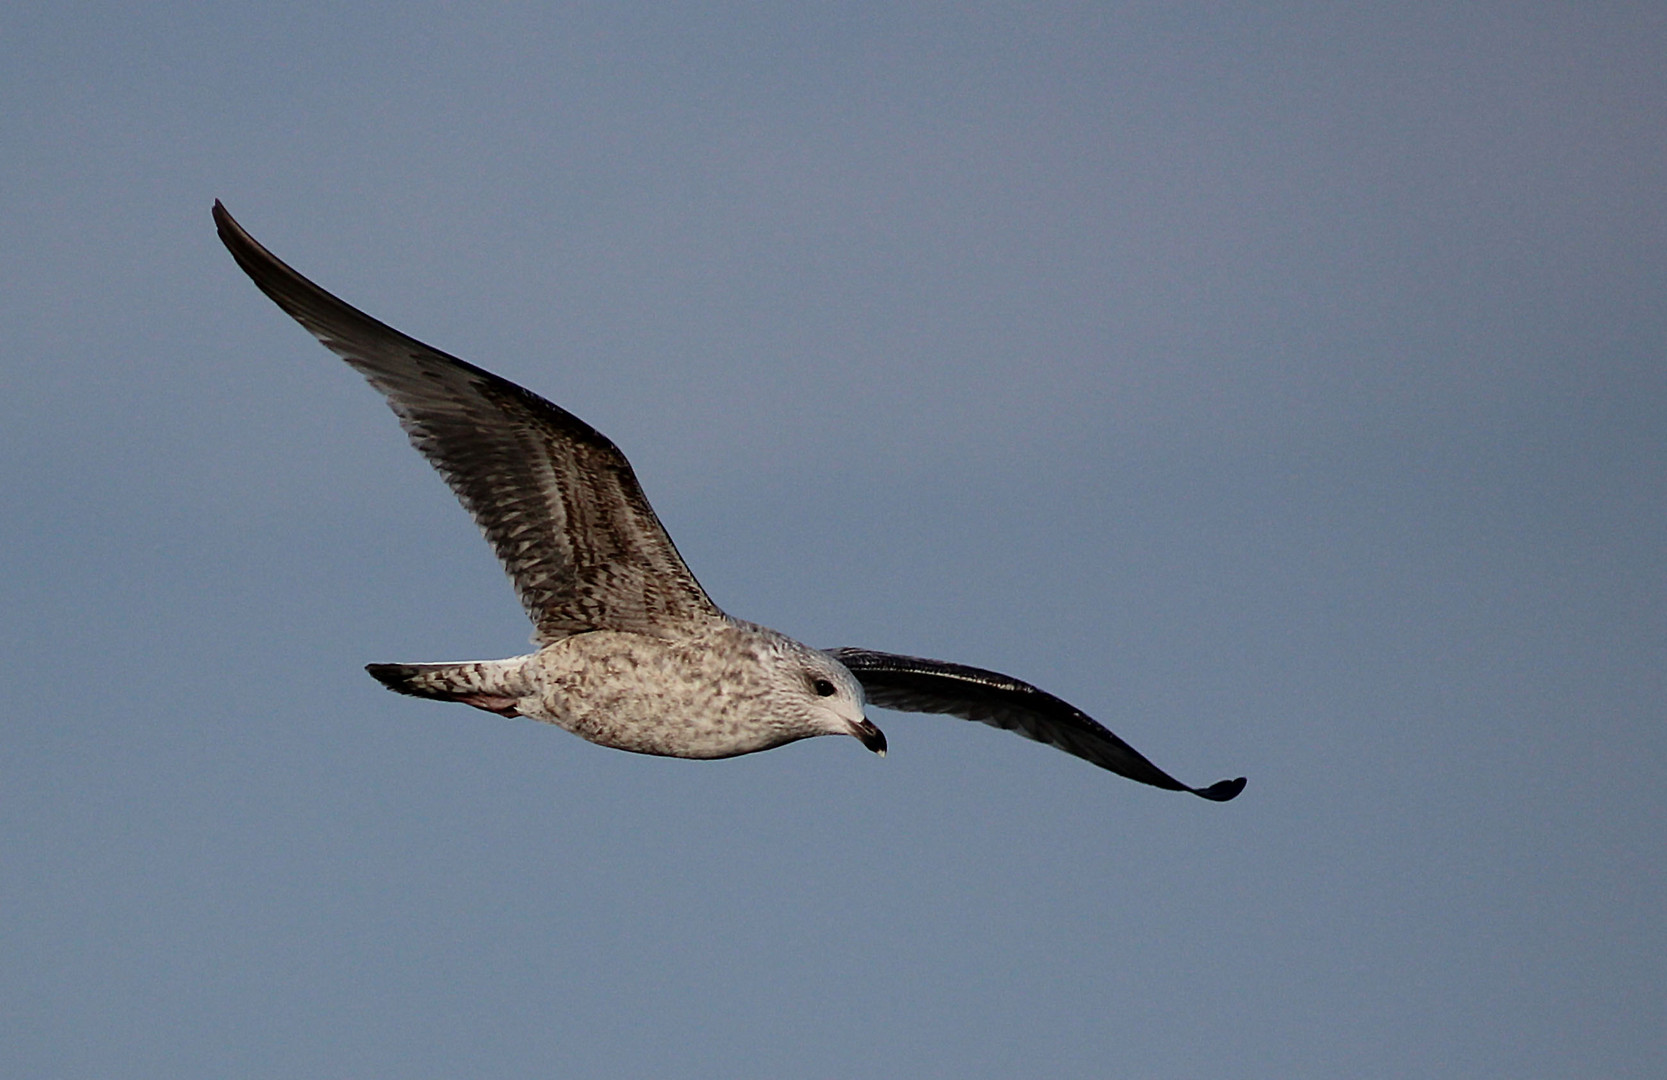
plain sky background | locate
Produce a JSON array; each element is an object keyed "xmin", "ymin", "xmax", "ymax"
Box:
[{"xmin": 3, "ymin": 3, "xmax": 1663, "ymax": 1077}]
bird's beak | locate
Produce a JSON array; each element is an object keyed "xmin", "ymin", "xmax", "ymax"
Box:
[{"xmin": 852, "ymin": 717, "xmax": 887, "ymax": 757}]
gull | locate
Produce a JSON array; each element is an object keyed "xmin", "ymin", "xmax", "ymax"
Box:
[{"xmin": 214, "ymin": 202, "xmax": 1245, "ymax": 801}]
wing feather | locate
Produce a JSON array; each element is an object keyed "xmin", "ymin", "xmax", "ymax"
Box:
[
  {"xmin": 829, "ymin": 648, "xmax": 1245, "ymax": 800},
  {"xmin": 214, "ymin": 202, "xmax": 723, "ymax": 641}
]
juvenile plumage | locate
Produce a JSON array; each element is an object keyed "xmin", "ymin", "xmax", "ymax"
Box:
[{"xmin": 215, "ymin": 201, "xmax": 1243, "ymax": 801}]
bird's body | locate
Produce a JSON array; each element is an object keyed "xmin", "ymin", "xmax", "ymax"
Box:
[
  {"xmin": 370, "ymin": 621, "xmax": 871, "ymax": 759},
  {"xmin": 214, "ymin": 201, "xmax": 1243, "ymax": 801}
]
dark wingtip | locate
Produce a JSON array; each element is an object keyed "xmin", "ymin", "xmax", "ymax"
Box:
[
  {"xmin": 211, "ymin": 200, "xmax": 265, "ymax": 276},
  {"xmin": 1193, "ymin": 776, "xmax": 1247, "ymax": 802}
]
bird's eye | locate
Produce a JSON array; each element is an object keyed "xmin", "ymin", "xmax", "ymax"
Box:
[{"xmin": 812, "ymin": 677, "xmax": 837, "ymax": 697}]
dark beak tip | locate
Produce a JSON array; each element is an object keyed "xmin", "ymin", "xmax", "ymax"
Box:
[{"xmin": 855, "ymin": 719, "xmax": 887, "ymax": 757}]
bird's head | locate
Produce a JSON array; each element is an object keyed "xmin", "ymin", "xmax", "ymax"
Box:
[{"xmin": 763, "ymin": 635, "xmax": 886, "ymax": 756}]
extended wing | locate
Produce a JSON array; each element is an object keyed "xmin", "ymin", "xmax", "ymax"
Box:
[
  {"xmin": 215, "ymin": 202, "xmax": 724, "ymax": 642},
  {"xmin": 829, "ymin": 648, "xmax": 1245, "ymax": 800}
]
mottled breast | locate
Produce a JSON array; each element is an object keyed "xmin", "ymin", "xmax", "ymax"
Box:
[{"xmin": 529, "ymin": 624, "xmax": 809, "ymax": 758}]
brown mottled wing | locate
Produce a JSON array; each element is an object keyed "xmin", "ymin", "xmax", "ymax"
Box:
[
  {"xmin": 214, "ymin": 202, "xmax": 724, "ymax": 642},
  {"xmin": 829, "ymin": 648, "xmax": 1246, "ymax": 800}
]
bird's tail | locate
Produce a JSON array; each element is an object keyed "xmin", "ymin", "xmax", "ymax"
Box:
[{"xmin": 365, "ymin": 659, "xmax": 535, "ymax": 718}]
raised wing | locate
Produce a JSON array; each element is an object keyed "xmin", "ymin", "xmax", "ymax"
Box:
[
  {"xmin": 829, "ymin": 648, "xmax": 1245, "ymax": 800},
  {"xmin": 214, "ymin": 201, "xmax": 724, "ymax": 641}
]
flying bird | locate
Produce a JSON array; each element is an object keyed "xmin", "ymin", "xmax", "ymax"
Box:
[{"xmin": 214, "ymin": 201, "xmax": 1245, "ymax": 801}]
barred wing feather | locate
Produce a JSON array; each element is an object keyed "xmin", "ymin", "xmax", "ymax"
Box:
[{"xmin": 214, "ymin": 202, "xmax": 723, "ymax": 642}]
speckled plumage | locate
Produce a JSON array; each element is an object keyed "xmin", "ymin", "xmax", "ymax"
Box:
[
  {"xmin": 367, "ymin": 622, "xmax": 868, "ymax": 759},
  {"xmin": 216, "ymin": 201, "xmax": 1244, "ymax": 800}
]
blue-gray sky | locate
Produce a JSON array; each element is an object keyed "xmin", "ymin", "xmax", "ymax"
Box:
[{"xmin": 4, "ymin": 3, "xmax": 1663, "ymax": 1077}]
